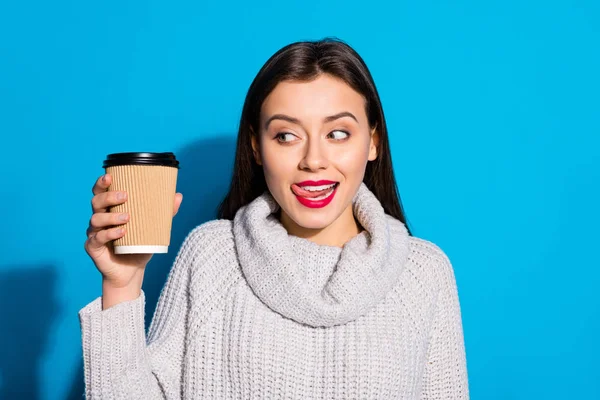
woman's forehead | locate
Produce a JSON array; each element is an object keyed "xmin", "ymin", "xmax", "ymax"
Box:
[{"xmin": 260, "ymin": 75, "xmax": 367, "ymax": 123}]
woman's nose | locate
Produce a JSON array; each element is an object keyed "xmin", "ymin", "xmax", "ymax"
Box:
[{"xmin": 299, "ymin": 139, "xmax": 329, "ymax": 171}]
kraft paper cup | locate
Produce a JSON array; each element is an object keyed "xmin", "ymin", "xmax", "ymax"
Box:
[{"xmin": 103, "ymin": 152, "xmax": 179, "ymax": 254}]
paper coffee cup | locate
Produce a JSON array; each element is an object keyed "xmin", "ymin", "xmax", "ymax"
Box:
[{"xmin": 103, "ymin": 152, "xmax": 179, "ymax": 254}]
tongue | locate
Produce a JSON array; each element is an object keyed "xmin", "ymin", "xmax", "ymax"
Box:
[{"xmin": 291, "ymin": 184, "xmax": 332, "ymax": 198}]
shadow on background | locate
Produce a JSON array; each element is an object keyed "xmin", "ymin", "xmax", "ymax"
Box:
[
  {"xmin": 0, "ymin": 265, "xmax": 61, "ymax": 400},
  {"xmin": 67, "ymin": 135, "xmax": 236, "ymax": 399}
]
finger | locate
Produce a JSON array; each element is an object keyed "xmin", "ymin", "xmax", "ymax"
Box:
[
  {"xmin": 92, "ymin": 173, "xmax": 111, "ymax": 196},
  {"xmin": 91, "ymin": 190, "xmax": 128, "ymax": 214},
  {"xmin": 173, "ymin": 193, "xmax": 183, "ymax": 216},
  {"xmin": 87, "ymin": 212, "xmax": 130, "ymax": 236},
  {"xmin": 86, "ymin": 226, "xmax": 126, "ymax": 251}
]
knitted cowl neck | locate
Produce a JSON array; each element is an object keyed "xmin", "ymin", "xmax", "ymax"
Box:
[{"xmin": 233, "ymin": 182, "xmax": 410, "ymax": 328}]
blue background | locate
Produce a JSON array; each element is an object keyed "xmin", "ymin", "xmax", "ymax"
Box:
[{"xmin": 1, "ymin": 1, "xmax": 599, "ymax": 399}]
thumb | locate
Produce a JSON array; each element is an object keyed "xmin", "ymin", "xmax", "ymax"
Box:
[{"xmin": 173, "ymin": 193, "xmax": 183, "ymax": 216}]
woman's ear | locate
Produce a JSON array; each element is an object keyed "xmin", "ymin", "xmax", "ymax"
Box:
[
  {"xmin": 368, "ymin": 126, "xmax": 379, "ymax": 161},
  {"xmin": 250, "ymin": 129, "xmax": 262, "ymax": 165}
]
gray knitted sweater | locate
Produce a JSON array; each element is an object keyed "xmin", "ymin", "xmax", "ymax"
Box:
[{"xmin": 79, "ymin": 183, "xmax": 469, "ymax": 399}]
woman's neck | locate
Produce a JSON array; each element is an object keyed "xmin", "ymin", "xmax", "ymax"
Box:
[{"xmin": 279, "ymin": 204, "xmax": 361, "ymax": 247}]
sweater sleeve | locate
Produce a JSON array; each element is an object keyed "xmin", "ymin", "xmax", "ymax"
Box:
[
  {"xmin": 420, "ymin": 252, "xmax": 470, "ymax": 400},
  {"xmin": 78, "ymin": 229, "xmax": 198, "ymax": 400}
]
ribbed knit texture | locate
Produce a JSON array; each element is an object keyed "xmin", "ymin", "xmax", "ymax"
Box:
[{"xmin": 79, "ymin": 183, "xmax": 469, "ymax": 399}]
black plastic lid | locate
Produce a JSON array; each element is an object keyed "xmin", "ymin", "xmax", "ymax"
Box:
[{"xmin": 103, "ymin": 152, "xmax": 179, "ymax": 169}]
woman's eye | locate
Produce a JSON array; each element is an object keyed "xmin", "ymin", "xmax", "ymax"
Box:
[
  {"xmin": 275, "ymin": 132, "xmax": 297, "ymax": 143},
  {"xmin": 327, "ymin": 130, "xmax": 350, "ymax": 140}
]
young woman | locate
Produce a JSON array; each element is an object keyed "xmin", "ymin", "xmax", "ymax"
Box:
[{"xmin": 81, "ymin": 38, "xmax": 469, "ymax": 399}]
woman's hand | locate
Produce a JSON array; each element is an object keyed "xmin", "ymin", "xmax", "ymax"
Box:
[{"xmin": 84, "ymin": 173, "xmax": 183, "ymax": 308}]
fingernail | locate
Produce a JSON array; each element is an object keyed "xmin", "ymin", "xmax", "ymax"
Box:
[
  {"xmin": 101, "ymin": 174, "xmax": 106, "ymax": 183},
  {"xmin": 117, "ymin": 192, "xmax": 125, "ymax": 200},
  {"xmin": 118, "ymin": 213, "xmax": 128, "ymax": 221}
]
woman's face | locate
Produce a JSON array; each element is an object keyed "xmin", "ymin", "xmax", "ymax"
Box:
[{"xmin": 253, "ymin": 73, "xmax": 378, "ymax": 231}]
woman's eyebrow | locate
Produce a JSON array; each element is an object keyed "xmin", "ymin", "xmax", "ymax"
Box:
[
  {"xmin": 264, "ymin": 111, "xmax": 358, "ymax": 130},
  {"xmin": 264, "ymin": 114, "xmax": 301, "ymax": 130},
  {"xmin": 323, "ymin": 111, "xmax": 358, "ymax": 124}
]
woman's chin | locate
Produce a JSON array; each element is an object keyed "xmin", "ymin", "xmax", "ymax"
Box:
[
  {"xmin": 274, "ymin": 189, "xmax": 347, "ymax": 232},
  {"xmin": 297, "ymin": 218, "xmax": 333, "ymax": 231},
  {"xmin": 283, "ymin": 208, "xmax": 337, "ymax": 232}
]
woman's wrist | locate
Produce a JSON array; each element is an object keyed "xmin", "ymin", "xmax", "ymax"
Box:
[{"xmin": 101, "ymin": 274, "xmax": 144, "ymax": 310}]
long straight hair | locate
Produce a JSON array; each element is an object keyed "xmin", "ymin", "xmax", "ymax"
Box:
[{"xmin": 217, "ymin": 38, "xmax": 412, "ymax": 235}]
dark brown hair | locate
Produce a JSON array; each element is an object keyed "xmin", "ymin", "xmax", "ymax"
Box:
[{"xmin": 217, "ymin": 38, "xmax": 412, "ymax": 235}]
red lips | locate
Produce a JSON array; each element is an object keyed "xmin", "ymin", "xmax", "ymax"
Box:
[
  {"xmin": 296, "ymin": 180, "xmax": 337, "ymax": 186},
  {"xmin": 291, "ymin": 180, "xmax": 339, "ymax": 209}
]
